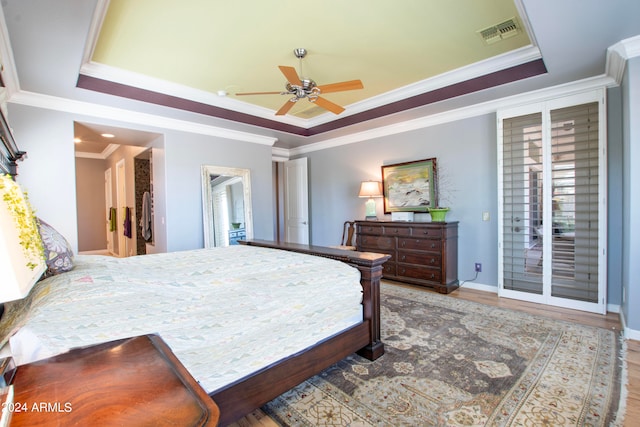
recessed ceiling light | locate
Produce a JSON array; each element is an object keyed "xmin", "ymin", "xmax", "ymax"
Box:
[
  {"xmin": 101, "ymin": 133, "xmax": 115, "ymax": 138},
  {"xmin": 73, "ymin": 137, "xmax": 82, "ymax": 143}
]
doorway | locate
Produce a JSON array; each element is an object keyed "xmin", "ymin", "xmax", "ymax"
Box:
[{"xmin": 74, "ymin": 121, "xmax": 161, "ymax": 256}]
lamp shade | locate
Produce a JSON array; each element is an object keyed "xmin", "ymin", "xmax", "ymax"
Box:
[
  {"xmin": 0, "ymin": 175, "xmax": 45, "ymax": 303},
  {"xmin": 358, "ymin": 181, "xmax": 383, "ymax": 198}
]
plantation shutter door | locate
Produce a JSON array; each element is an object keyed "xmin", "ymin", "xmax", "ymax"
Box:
[
  {"xmin": 549, "ymin": 102, "xmax": 600, "ymax": 302},
  {"xmin": 499, "ymin": 91, "xmax": 605, "ymax": 313},
  {"xmin": 501, "ymin": 112, "xmax": 544, "ymax": 295}
]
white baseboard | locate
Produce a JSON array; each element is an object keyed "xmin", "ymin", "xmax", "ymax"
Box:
[
  {"xmin": 620, "ymin": 311, "xmax": 640, "ymax": 341},
  {"xmin": 607, "ymin": 303, "xmax": 621, "ymax": 314},
  {"xmin": 458, "ymin": 281, "xmax": 497, "ymax": 293}
]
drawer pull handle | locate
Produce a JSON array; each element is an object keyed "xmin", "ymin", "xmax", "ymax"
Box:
[
  {"xmin": 430, "ymin": 274, "xmax": 435, "ymax": 279},
  {"xmin": 430, "ymin": 258, "xmax": 435, "ymax": 264},
  {"xmin": 401, "ymin": 255, "xmax": 406, "ymax": 261},
  {"xmin": 401, "ymin": 241, "xmax": 406, "ymax": 247},
  {"xmin": 431, "ymin": 243, "xmax": 436, "ymax": 248}
]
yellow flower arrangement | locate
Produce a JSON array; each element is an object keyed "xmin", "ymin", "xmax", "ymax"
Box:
[{"xmin": 0, "ymin": 173, "xmax": 45, "ymax": 269}]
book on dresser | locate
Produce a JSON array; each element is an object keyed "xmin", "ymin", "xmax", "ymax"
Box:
[{"xmin": 355, "ymin": 220, "xmax": 459, "ymax": 294}]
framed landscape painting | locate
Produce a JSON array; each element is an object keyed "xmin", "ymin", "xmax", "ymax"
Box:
[{"xmin": 382, "ymin": 158, "xmax": 438, "ymax": 213}]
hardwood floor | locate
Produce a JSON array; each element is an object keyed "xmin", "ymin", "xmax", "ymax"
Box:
[{"xmin": 229, "ymin": 281, "xmax": 637, "ymax": 426}]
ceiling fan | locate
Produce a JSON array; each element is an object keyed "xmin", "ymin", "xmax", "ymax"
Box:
[{"xmin": 235, "ymin": 48, "xmax": 364, "ymax": 116}]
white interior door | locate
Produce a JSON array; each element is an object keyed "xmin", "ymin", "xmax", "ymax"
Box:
[
  {"xmin": 283, "ymin": 158, "xmax": 309, "ymax": 244},
  {"xmin": 104, "ymin": 168, "xmax": 114, "ymax": 254}
]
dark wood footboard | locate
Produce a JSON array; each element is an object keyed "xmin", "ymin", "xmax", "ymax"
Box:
[{"xmin": 212, "ymin": 239, "xmax": 390, "ymax": 425}]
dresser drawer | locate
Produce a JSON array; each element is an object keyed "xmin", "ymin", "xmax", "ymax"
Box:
[
  {"xmin": 359, "ymin": 235, "xmax": 395, "ymax": 251},
  {"xmin": 359, "ymin": 224, "xmax": 384, "ymax": 235},
  {"xmin": 398, "ymin": 251, "xmax": 441, "ymax": 266},
  {"xmin": 381, "ymin": 226, "xmax": 411, "ymax": 237},
  {"xmin": 410, "ymin": 227, "xmax": 443, "ymax": 238},
  {"xmin": 398, "ymin": 238, "xmax": 442, "ymax": 251},
  {"xmin": 382, "ymin": 261, "xmax": 396, "ymax": 276},
  {"xmin": 397, "ymin": 265, "xmax": 441, "ymax": 282}
]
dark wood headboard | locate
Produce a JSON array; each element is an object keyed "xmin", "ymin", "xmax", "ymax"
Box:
[{"xmin": 0, "ymin": 108, "xmax": 25, "ymax": 177}]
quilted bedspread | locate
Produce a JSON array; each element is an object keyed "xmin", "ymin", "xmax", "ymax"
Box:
[{"xmin": 1, "ymin": 245, "xmax": 363, "ymax": 393}]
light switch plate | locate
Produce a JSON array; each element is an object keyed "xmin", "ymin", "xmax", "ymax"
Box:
[{"xmin": 482, "ymin": 211, "xmax": 490, "ymax": 221}]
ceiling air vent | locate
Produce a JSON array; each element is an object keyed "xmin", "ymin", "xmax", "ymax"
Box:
[{"xmin": 478, "ymin": 18, "xmax": 520, "ymax": 45}]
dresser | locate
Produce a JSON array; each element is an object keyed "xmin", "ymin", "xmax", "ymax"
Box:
[{"xmin": 356, "ymin": 220, "xmax": 459, "ymax": 293}]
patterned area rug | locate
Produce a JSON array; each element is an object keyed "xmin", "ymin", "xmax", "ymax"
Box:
[{"xmin": 263, "ymin": 283, "xmax": 624, "ymax": 426}]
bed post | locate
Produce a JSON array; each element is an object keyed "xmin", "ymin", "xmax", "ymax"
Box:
[{"xmin": 350, "ymin": 259, "xmax": 385, "ymax": 360}]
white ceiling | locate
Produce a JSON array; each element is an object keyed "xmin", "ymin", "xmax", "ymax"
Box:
[{"xmin": 1, "ymin": 0, "xmax": 640, "ymax": 153}]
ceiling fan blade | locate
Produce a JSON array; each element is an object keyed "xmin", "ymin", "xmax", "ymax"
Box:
[
  {"xmin": 275, "ymin": 99, "xmax": 297, "ymax": 116},
  {"xmin": 235, "ymin": 91, "xmax": 282, "ymax": 96},
  {"xmin": 317, "ymin": 79, "xmax": 364, "ymax": 94},
  {"xmin": 278, "ymin": 66, "xmax": 302, "ymax": 86},
  {"xmin": 313, "ymin": 96, "xmax": 345, "ymax": 114}
]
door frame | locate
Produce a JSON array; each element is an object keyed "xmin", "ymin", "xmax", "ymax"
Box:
[
  {"xmin": 115, "ymin": 159, "xmax": 127, "ymax": 257},
  {"xmin": 104, "ymin": 168, "xmax": 114, "ymax": 255}
]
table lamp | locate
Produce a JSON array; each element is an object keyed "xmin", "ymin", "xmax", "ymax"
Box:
[{"xmin": 358, "ymin": 181, "xmax": 383, "ymax": 220}]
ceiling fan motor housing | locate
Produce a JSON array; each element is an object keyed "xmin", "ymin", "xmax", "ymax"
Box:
[{"xmin": 286, "ymin": 79, "xmax": 319, "ymax": 100}]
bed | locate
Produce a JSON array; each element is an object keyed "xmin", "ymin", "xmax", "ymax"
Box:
[{"xmin": 0, "ymin": 116, "xmax": 389, "ymax": 425}]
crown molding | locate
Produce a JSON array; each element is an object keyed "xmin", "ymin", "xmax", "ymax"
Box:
[
  {"xmin": 79, "ymin": 61, "xmax": 311, "ymax": 128},
  {"xmin": 271, "ymin": 147, "xmax": 290, "ymax": 162},
  {"xmin": 606, "ymin": 35, "xmax": 640, "ymax": 84},
  {"xmin": 340, "ymin": 45, "xmax": 542, "ymax": 120},
  {"xmin": 9, "ymin": 91, "xmax": 277, "ymax": 146},
  {"xmin": 75, "ymin": 143, "xmax": 119, "ymax": 160},
  {"xmin": 288, "ymin": 74, "xmax": 615, "ymax": 157}
]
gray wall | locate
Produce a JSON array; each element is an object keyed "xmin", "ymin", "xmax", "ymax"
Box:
[
  {"xmin": 302, "ymin": 114, "xmax": 499, "ymax": 288},
  {"xmin": 607, "ymin": 87, "xmax": 624, "ymax": 311},
  {"xmin": 161, "ymin": 130, "xmax": 273, "ymax": 252},
  {"xmin": 75, "ymin": 157, "xmax": 107, "ymax": 251},
  {"xmin": 621, "ymin": 56, "xmax": 640, "ymax": 330},
  {"xmin": 302, "ymin": 105, "xmax": 625, "ymax": 308},
  {"xmin": 9, "ymin": 104, "xmax": 275, "ymax": 254}
]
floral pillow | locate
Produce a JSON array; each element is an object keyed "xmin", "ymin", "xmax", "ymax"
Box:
[{"xmin": 37, "ymin": 218, "xmax": 74, "ymax": 277}]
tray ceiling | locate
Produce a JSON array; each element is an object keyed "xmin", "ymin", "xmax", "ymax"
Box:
[{"xmin": 78, "ymin": 0, "xmax": 542, "ymax": 135}]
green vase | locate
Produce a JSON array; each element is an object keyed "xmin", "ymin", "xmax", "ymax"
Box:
[{"xmin": 429, "ymin": 207, "xmax": 450, "ymax": 222}]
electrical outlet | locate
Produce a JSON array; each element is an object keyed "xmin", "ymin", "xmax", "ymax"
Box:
[{"xmin": 474, "ymin": 263, "xmax": 482, "ymax": 272}]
